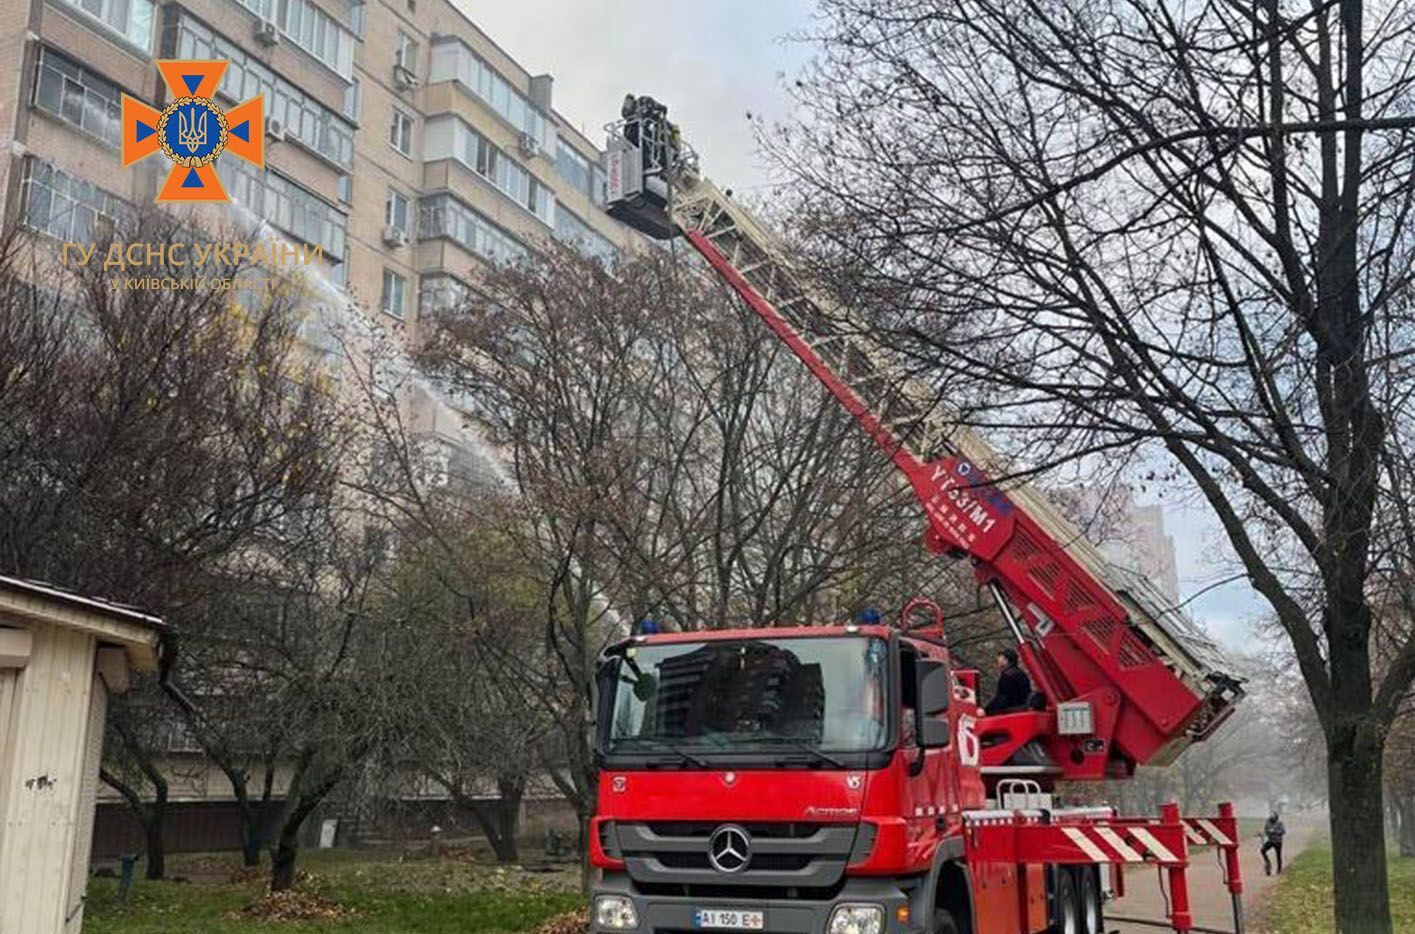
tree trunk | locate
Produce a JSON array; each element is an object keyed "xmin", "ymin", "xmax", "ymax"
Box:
[
  {"xmin": 100, "ymin": 766, "xmax": 169, "ymax": 881},
  {"xmin": 488, "ymin": 777, "xmax": 525, "ymax": 863},
  {"xmin": 239, "ymin": 808, "xmax": 267, "ymax": 867},
  {"xmin": 577, "ymin": 808, "xmax": 593, "ymax": 895},
  {"xmin": 1327, "ymin": 724, "xmax": 1393, "ymax": 934},
  {"xmin": 270, "ymin": 819, "xmax": 301, "ymax": 892},
  {"xmin": 438, "ymin": 774, "xmax": 524, "ymax": 864},
  {"xmin": 1396, "ymin": 793, "xmax": 1415, "ymax": 858},
  {"xmin": 268, "ymin": 771, "xmax": 342, "ymax": 892}
]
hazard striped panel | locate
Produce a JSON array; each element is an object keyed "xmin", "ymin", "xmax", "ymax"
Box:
[
  {"xmin": 1182, "ymin": 816, "xmax": 1238, "ymax": 848},
  {"xmin": 963, "ymin": 815, "xmax": 1190, "ymax": 867}
]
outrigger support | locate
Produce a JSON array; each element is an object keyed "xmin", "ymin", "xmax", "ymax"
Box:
[{"xmin": 962, "ymin": 799, "xmax": 1245, "ymax": 933}]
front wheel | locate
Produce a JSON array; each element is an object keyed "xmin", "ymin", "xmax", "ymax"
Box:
[
  {"xmin": 1078, "ymin": 867, "xmax": 1103, "ymax": 934},
  {"xmin": 1053, "ymin": 868, "xmax": 1079, "ymax": 934},
  {"xmin": 930, "ymin": 907, "xmax": 960, "ymax": 934}
]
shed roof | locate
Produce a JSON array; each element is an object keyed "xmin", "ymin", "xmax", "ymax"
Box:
[{"xmin": 0, "ymin": 575, "xmax": 164, "ymax": 671}]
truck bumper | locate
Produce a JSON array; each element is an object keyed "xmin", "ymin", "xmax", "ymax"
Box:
[{"xmin": 592, "ymin": 872, "xmax": 925, "ymax": 934}]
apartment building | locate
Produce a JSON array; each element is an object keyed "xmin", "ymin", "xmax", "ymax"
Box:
[{"xmin": 0, "ymin": 0, "xmax": 641, "ymax": 467}]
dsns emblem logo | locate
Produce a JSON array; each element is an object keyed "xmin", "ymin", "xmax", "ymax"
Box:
[{"xmin": 120, "ymin": 60, "xmax": 264, "ymax": 203}]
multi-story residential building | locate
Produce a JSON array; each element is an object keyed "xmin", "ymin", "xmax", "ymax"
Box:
[
  {"xmin": 0, "ymin": 0, "xmax": 642, "ymax": 471},
  {"xmin": 0, "ymin": 0, "xmax": 645, "ymax": 851}
]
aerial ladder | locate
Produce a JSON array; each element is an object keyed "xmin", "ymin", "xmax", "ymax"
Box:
[{"xmin": 604, "ymin": 98, "xmax": 1244, "ymax": 788}]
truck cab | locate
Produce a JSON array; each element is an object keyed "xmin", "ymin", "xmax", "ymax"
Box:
[{"xmin": 589, "ymin": 621, "xmax": 994, "ymax": 934}]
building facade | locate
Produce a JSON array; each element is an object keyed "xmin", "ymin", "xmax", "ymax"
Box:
[
  {"xmin": 0, "ymin": 0, "xmax": 646, "ymax": 844},
  {"xmin": 0, "ymin": 0, "xmax": 640, "ymax": 464}
]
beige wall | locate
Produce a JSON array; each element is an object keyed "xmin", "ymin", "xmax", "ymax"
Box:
[{"xmin": 0, "ymin": 622, "xmax": 101, "ymax": 934}]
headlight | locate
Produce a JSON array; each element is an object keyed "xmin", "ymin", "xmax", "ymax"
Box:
[
  {"xmin": 594, "ymin": 895, "xmax": 640, "ymax": 930},
  {"xmin": 827, "ymin": 903, "xmax": 884, "ymax": 934}
]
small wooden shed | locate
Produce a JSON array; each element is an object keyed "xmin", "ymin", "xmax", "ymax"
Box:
[{"xmin": 0, "ymin": 576, "xmax": 163, "ymax": 934}]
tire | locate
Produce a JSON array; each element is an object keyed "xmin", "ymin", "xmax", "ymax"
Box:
[
  {"xmin": 930, "ymin": 907, "xmax": 960, "ymax": 934},
  {"xmin": 1078, "ymin": 867, "xmax": 1103, "ymax": 934},
  {"xmin": 1053, "ymin": 868, "xmax": 1079, "ymax": 934}
]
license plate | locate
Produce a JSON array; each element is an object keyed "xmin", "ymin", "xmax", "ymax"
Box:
[{"xmin": 693, "ymin": 909, "xmax": 765, "ymax": 930}]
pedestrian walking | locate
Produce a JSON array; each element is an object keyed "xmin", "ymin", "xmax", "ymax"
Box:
[{"xmin": 1260, "ymin": 812, "xmax": 1286, "ymax": 875}]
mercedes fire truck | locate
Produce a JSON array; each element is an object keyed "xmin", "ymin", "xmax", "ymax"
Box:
[{"xmin": 588, "ymin": 96, "xmax": 1249, "ymax": 934}]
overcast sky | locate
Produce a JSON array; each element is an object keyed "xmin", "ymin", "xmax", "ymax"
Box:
[
  {"xmin": 461, "ymin": 0, "xmax": 1269, "ymax": 650},
  {"xmin": 461, "ymin": 0, "xmax": 816, "ymax": 191}
]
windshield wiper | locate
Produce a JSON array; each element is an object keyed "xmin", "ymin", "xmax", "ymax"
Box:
[
  {"xmin": 616, "ymin": 737, "xmax": 711, "ymax": 769},
  {"xmin": 755, "ymin": 736, "xmax": 848, "ymax": 770}
]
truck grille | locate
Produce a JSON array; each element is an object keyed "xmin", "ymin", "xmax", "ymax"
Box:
[{"xmin": 609, "ymin": 821, "xmax": 870, "ymax": 897}]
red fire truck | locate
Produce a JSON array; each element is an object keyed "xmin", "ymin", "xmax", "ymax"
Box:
[{"xmin": 589, "ymin": 97, "xmax": 1249, "ymax": 934}]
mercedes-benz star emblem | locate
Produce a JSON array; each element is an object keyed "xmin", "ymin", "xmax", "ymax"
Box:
[{"xmin": 707, "ymin": 824, "xmax": 752, "ymax": 873}]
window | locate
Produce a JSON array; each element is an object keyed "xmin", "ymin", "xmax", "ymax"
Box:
[
  {"xmin": 527, "ymin": 179, "xmax": 554, "ymax": 225},
  {"xmin": 218, "ymin": 159, "xmax": 347, "ymax": 260},
  {"xmin": 554, "ymin": 141, "xmax": 592, "ymax": 197},
  {"xmin": 385, "ymin": 189, "xmax": 409, "ymax": 233},
  {"xmin": 419, "ymin": 194, "xmax": 528, "ymax": 265},
  {"xmin": 33, "ymin": 48, "xmax": 123, "ymax": 147},
  {"xmin": 394, "ymin": 31, "xmax": 418, "ymax": 72},
  {"xmin": 337, "ymin": 174, "xmax": 353, "ymax": 204},
  {"xmin": 20, "ymin": 158, "xmax": 132, "ymax": 242},
  {"xmin": 381, "ymin": 269, "xmax": 406, "ymax": 318},
  {"xmin": 228, "ymin": 0, "xmax": 356, "ymax": 79},
  {"xmin": 423, "ymin": 115, "xmax": 555, "ymax": 225},
  {"xmin": 55, "ymin": 0, "xmax": 154, "ymax": 50},
  {"xmin": 342, "ymin": 77, "xmax": 360, "ymax": 121},
  {"xmin": 554, "ymin": 139, "xmax": 606, "ymax": 206},
  {"xmin": 605, "ymin": 637, "xmax": 890, "ymax": 756},
  {"xmin": 555, "ymin": 207, "xmax": 618, "ymax": 265},
  {"xmin": 418, "ymin": 273, "xmax": 473, "ymax": 316},
  {"xmin": 428, "ymin": 37, "xmax": 550, "ymax": 149},
  {"xmin": 389, "ymin": 109, "xmax": 413, "ymax": 155},
  {"xmin": 349, "ymin": 1, "xmax": 365, "ymax": 36},
  {"xmin": 166, "ymin": 13, "xmax": 355, "ymax": 169}
]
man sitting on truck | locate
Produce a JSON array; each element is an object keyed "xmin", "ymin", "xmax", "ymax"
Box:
[{"xmin": 984, "ymin": 648, "xmax": 1032, "ymax": 715}]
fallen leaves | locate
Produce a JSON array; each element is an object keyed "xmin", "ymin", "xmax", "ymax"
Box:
[
  {"xmin": 530, "ymin": 908, "xmax": 589, "ymax": 934},
  {"xmin": 233, "ymin": 889, "xmax": 355, "ymax": 922}
]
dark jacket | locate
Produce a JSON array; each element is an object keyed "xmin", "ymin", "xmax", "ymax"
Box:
[
  {"xmin": 985, "ymin": 663, "xmax": 1032, "ymax": 715},
  {"xmin": 1264, "ymin": 817, "xmax": 1286, "ymax": 843}
]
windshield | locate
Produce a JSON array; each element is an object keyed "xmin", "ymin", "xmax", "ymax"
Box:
[{"xmin": 605, "ymin": 636, "xmax": 890, "ymax": 755}]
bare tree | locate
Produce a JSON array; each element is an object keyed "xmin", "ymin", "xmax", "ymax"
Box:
[
  {"xmin": 417, "ymin": 245, "xmax": 988, "ymax": 876},
  {"xmin": 0, "ymin": 216, "xmax": 343, "ymax": 879},
  {"xmin": 162, "ymin": 516, "xmax": 390, "ymax": 891},
  {"xmin": 776, "ymin": 1, "xmax": 1415, "ymax": 927},
  {"xmin": 375, "ymin": 497, "xmax": 552, "ymax": 863}
]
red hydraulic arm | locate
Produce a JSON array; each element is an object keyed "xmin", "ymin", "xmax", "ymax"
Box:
[{"xmin": 604, "ymin": 110, "xmax": 1244, "ymax": 784}]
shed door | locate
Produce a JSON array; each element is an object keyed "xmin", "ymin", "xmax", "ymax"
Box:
[{"xmin": 64, "ymin": 674, "xmax": 107, "ymax": 932}]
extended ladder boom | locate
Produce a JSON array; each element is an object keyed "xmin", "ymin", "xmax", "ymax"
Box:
[{"xmin": 604, "ymin": 104, "xmax": 1242, "ymax": 780}]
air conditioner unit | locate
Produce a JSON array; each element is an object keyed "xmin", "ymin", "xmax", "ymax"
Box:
[
  {"xmin": 266, "ymin": 118, "xmax": 287, "ymax": 141},
  {"xmin": 393, "ymin": 65, "xmax": 420, "ymax": 91},
  {"xmin": 382, "ymin": 226, "xmax": 408, "ymax": 247},
  {"xmin": 254, "ymin": 19, "xmax": 280, "ymax": 45},
  {"xmin": 517, "ymin": 132, "xmax": 540, "ymax": 158}
]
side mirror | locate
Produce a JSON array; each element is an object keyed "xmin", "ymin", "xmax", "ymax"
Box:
[
  {"xmin": 915, "ymin": 659, "xmax": 952, "ymax": 749},
  {"xmin": 918, "ymin": 659, "xmax": 951, "ymax": 715},
  {"xmin": 918, "ymin": 717, "xmax": 951, "ymax": 749},
  {"xmin": 632, "ymin": 671, "xmax": 657, "ymax": 701}
]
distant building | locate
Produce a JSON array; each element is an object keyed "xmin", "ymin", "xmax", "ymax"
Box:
[{"xmin": 1067, "ymin": 485, "xmax": 1181, "ymax": 603}]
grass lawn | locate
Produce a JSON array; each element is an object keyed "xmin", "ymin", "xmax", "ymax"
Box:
[
  {"xmin": 82, "ymin": 849, "xmax": 585, "ymax": 934},
  {"xmin": 1267, "ymin": 845, "xmax": 1415, "ymax": 934}
]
